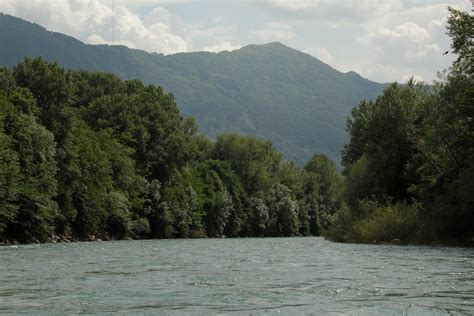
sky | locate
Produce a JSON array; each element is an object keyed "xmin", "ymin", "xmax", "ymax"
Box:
[{"xmin": 0, "ymin": 0, "xmax": 471, "ymax": 83}]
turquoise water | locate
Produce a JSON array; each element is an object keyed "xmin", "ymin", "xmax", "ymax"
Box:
[{"xmin": 1, "ymin": 237, "xmax": 473, "ymax": 315}]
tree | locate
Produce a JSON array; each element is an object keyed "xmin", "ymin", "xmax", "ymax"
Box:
[
  {"xmin": 326, "ymin": 7, "xmax": 474, "ymax": 244},
  {"xmin": 83, "ymin": 89, "xmax": 196, "ymax": 181},
  {"xmin": 343, "ymin": 81, "xmax": 428, "ymax": 202},
  {"xmin": 0, "ymin": 67, "xmax": 15, "ymax": 94},
  {"xmin": 2, "ymin": 92, "xmax": 58, "ymax": 242},
  {"xmin": 248, "ymin": 198, "xmax": 270, "ymax": 236},
  {"xmin": 213, "ymin": 134, "xmax": 281, "ymax": 195},
  {"xmin": 411, "ymin": 7, "xmax": 474, "ymax": 241},
  {"xmin": 446, "ymin": 6, "xmax": 474, "ymax": 75},
  {"xmin": 1, "ymin": 57, "xmax": 351, "ymax": 242},
  {"xmin": 304, "ymin": 154, "xmax": 342, "ymax": 232},
  {"xmin": 13, "ymin": 58, "xmax": 73, "ymax": 144},
  {"xmin": 267, "ymin": 183, "xmax": 299, "ymax": 236},
  {"xmin": 0, "ymin": 106, "xmax": 20, "ymax": 237}
]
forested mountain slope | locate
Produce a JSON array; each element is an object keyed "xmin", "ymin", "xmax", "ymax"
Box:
[{"xmin": 0, "ymin": 13, "xmax": 385, "ymax": 164}]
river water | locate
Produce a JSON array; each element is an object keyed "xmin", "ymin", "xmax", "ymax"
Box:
[{"xmin": 1, "ymin": 237, "xmax": 473, "ymax": 315}]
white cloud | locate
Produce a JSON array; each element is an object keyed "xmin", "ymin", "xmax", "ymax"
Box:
[
  {"xmin": 144, "ymin": 6, "xmax": 174, "ymax": 25},
  {"xmin": 358, "ymin": 21, "xmax": 440, "ymax": 60},
  {"xmin": 352, "ymin": 3, "xmax": 463, "ymax": 81},
  {"xmin": 202, "ymin": 41, "xmax": 241, "ymax": 53},
  {"xmin": 0, "ymin": 0, "xmax": 188, "ymax": 54},
  {"xmin": 250, "ymin": 22, "xmax": 295, "ymax": 42},
  {"xmin": 115, "ymin": 0, "xmax": 195, "ymax": 4},
  {"xmin": 256, "ymin": 0, "xmax": 404, "ymax": 23}
]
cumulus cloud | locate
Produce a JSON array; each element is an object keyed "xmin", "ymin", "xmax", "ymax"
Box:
[
  {"xmin": 250, "ymin": 22, "xmax": 295, "ymax": 42},
  {"xmin": 0, "ymin": 0, "xmax": 188, "ymax": 54},
  {"xmin": 352, "ymin": 3, "xmax": 465, "ymax": 81},
  {"xmin": 357, "ymin": 21, "xmax": 440, "ymax": 59}
]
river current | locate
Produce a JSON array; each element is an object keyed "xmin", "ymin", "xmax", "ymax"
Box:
[{"xmin": 1, "ymin": 237, "xmax": 473, "ymax": 315}]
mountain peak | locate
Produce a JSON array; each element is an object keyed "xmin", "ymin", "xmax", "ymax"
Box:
[
  {"xmin": 262, "ymin": 41, "xmax": 288, "ymax": 48},
  {"xmin": 239, "ymin": 42, "xmax": 293, "ymax": 52}
]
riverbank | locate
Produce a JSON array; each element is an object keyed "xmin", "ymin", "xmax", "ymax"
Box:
[
  {"xmin": 2, "ymin": 233, "xmax": 473, "ymax": 247},
  {"xmin": 323, "ymin": 225, "xmax": 474, "ymax": 248},
  {"xmin": 0, "ymin": 233, "xmax": 113, "ymax": 246}
]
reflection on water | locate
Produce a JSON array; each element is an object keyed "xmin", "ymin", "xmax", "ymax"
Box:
[{"xmin": 1, "ymin": 238, "xmax": 473, "ymax": 314}]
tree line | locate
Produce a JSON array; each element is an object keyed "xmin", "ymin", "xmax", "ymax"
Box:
[
  {"xmin": 0, "ymin": 58, "xmax": 341, "ymax": 243},
  {"xmin": 324, "ymin": 7, "xmax": 473, "ymax": 245}
]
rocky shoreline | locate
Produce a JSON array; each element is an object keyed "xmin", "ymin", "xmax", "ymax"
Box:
[{"xmin": 0, "ymin": 234, "xmax": 109, "ymax": 246}]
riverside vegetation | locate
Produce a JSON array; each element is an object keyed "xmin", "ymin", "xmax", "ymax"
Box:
[
  {"xmin": 0, "ymin": 58, "xmax": 343, "ymax": 243},
  {"xmin": 0, "ymin": 7, "xmax": 472, "ymax": 245},
  {"xmin": 325, "ymin": 7, "xmax": 474, "ymax": 245}
]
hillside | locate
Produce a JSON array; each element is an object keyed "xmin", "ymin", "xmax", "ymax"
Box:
[{"xmin": 0, "ymin": 13, "xmax": 386, "ymax": 164}]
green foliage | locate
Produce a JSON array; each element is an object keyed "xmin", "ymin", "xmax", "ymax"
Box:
[
  {"xmin": 212, "ymin": 134, "xmax": 280, "ymax": 195},
  {"xmin": 343, "ymin": 155, "xmax": 374, "ymax": 210},
  {"xmin": 248, "ymin": 198, "xmax": 270, "ymax": 236},
  {"xmin": 304, "ymin": 154, "xmax": 342, "ymax": 232},
  {"xmin": 82, "ymin": 89, "xmax": 195, "ymax": 181},
  {"xmin": 0, "ymin": 103, "xmax": 20, "ymax": 235},
  {"xmin": 301, "ymin": 173, "xmax": 321, "ymax": 236},
  {"xmin": 0, "ymin": 56, "xmax": 342, "ymax": 243},
  {"xmin": 129, "ymin": 217, "xmax": 151, "ymax": 239},
  {"xmin": 0, "ymin": 67, "xmax": 15, "ymax": 94},
  {"xmin": 342, "ymin": 81, "xmax": 429, "ymax": 202},
  {"xmin": 266, "ymin": 183, "xmax": 299, "ymax": 236},
  {"xmin": 353, "ymin": 200, "xmax": 423, "ymax": 244},
  {"xmin": 12, "ymin": 57, "xmax": 73, "ymax": 144},
  {"xmin": 1, "ymin": 93, "xmax": 58, "ymax": 242},
  {"xmin": 325, "ymin": 200, "xmax": 424, "ymax": 244},
  {"xmin": 188, "ymin": 161, "xmax": 236, "ymax": 238},
  {"xmin": 429, "ymin": 164, "xmax": 474, "ymax": 241},
  {"xmin": 446, "ymin": 6, "xmax": 474, "ymax": 75}
]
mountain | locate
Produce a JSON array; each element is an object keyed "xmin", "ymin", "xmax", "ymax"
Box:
[{"xmin": 0, "ymin": 13, "xmax": 386, "ymax": 164}]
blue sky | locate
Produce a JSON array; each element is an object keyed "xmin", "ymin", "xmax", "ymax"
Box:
[{"xmin": 0, "ymin": 0, "xmax": 471, "ymax": 82}]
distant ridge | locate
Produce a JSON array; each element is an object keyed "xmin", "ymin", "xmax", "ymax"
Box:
[{"xmin": 0, "ymin": 13, "xmax": 386, "ymax": 164}]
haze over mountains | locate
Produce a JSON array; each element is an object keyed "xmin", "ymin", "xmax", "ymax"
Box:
[{"xmin": 0, "ymin": 13, "xmax": 386, "ymax": 164}]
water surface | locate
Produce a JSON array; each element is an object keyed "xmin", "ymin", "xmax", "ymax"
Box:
[{"xmin": 1, "ymin": 238, "xmax": 473, "ymax": 315}]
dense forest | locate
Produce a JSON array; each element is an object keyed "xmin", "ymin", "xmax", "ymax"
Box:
[
  {"xmin": 325, "ymin": 7, "xmax": 474, "ymax": 245},
  {"xmin": 0, "ymin": 58, "xmax": 342, "ymax": 243}
]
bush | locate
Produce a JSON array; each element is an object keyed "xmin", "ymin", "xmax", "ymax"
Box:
[
  {"xmin": 324, "ymin": 199, "xmax": 425, "ymax": 244},
  {"xmin": 129, "ymin": 218, "xmax": 151, "ymax": 239},
  {"xmin": 353, "ymin": 201, "xmax": 423, "ymax": 243}
]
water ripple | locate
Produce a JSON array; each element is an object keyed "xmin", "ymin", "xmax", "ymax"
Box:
[{"xmin": 1, "ymin": 237, "xmax": 474, "ymax": 314}]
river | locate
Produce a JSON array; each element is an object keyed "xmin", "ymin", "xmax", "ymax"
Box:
[{"xmin": 1, "ymin": 237, "xmax": 473, "ymax": 315}]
